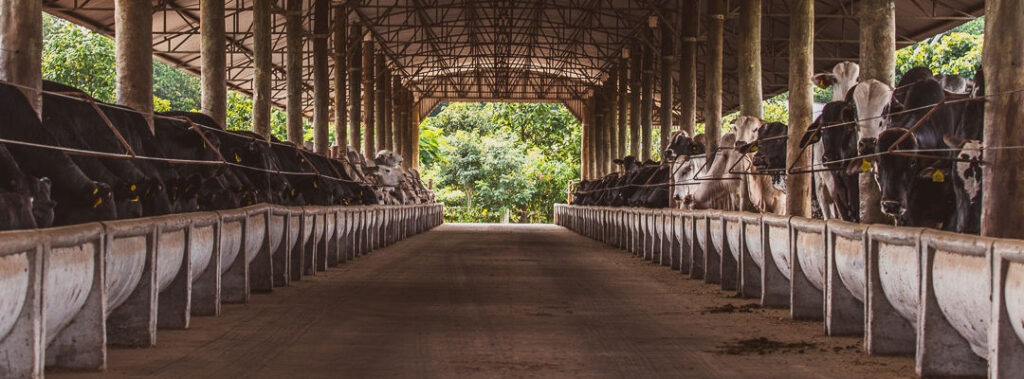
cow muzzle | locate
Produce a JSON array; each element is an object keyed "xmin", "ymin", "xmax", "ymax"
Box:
[{"xmin": 880, "ymin": 200, "xmax": 904, "ymax": 216}]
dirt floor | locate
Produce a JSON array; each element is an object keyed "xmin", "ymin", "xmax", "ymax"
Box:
[{"xmin": 50, "ymin": 223, "xmax": 914, "ymax": 378}]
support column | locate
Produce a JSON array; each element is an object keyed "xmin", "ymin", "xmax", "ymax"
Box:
[
  {"xmin": 738, "ymin": 0, "xmax": 763, "ymax": 118},
  {"xmin": 594, "ymin": 90, "xmax": 605, "ymax": 177},
  {"xmin": 617, "ymin": 60, "xmax": 628, "ymax": 158},
  {"xmin": 252, "ymin": 0, "xmax": 272, "ymax": 139},
  {"xmin": 0, "ymin": 0, "xmax": 42, "ymax": 117},
  {"xmin": 581, "ymin": 103, "xmax": 590, "ymax": 179},
  {"xmin": 375, "ymin": 54, "xmax": 387, "ymax": 153},
  {"xmin": 411, "ymin": 98, "xmax": 420, "ymax": 170},
  {"xmin": 286, "ymin": 0, "xmax": 304, "ymax": 146},
  {"xmin": 362, "ymin": 40, "xmax": 375, "ymax": 159},
  {"xmin": 312, "ymin": 0, "xmax": 331, "ymax": 154},
  {"xmin": 629, "ymin": 46, "xmax": 642, "ymax": 157},
  {"xmin": 859, "ymin": 0, "xmax": 895, "ymax": 223},
  {"xmin": 607, "ymin": 78, "xmax": 618, "ymax": 164},
  {"xmin": 982, "ymin": 0, "xmax": 1024, "ymax": 238},
  {"xmin": 115, "ymin": 0, "xmax": 153, "ymax": 127},
  {"xmin": 394, "ymin": 78, "xmax": 403, "ymax": 155},
  {"xmin": 787, "ymin": 0, "xmax": 813, "ymax": 218},
  {"xmin": 660, "ymin": 9, "xmax": 676, "ymax": 154},
  {"xmin": 199, "ymin": 0, "xmax": 227, "ymax": 128},
  {"xmin": 385, "ymin": 72, "xmax": 396, "ymax": 151},
  {"xmin": 678, "ymin": 0, "xmax": 698, "ymax": 136},
  {"xmin": 349, "ymin": 22, "xmax": 363, "ymax": 154},
  {"xmin": 705, "ymin": 0, "xmax": 726, "ymax": 162},
  {"xmin": 641, "ymin": 42, "xmax": 655, "ymax": 161},
  {"xmin": 332, "ymin": 4, "xmax": 348, "ymax": 156}
]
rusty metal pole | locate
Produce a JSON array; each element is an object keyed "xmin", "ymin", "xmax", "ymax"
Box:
[
  {"xmin": 286, "ymin": 0, "xmax": 304, "ymax": 146},
  {"xmin": 629, "ymin": 46, "xmax": 642, "ymax": 157},
  {"xmin": 859, "ymin": 0, "xmax": 895, "ymax": 223},
  {"xmin": 312, "ymin": 0, "xmax": 331, "ymax": 154},
  {"xmin": 349, "ymin": 22, "xmax": 363, "ymax": 154},
  {"xmin": 982, "ymin": 0, "xmax": 1024, "ymax": 239},
  {"xmin": 617, "ymin": 60, "xmax": 628, "ymax": 158},
  {"xmin": 738, "ymin": 0, "xmax": 763, "ymax": 119},
  {"xmin": 660, "ymin": 10, "xmax": 676, "ymax": 154},
  {"xmin": 252, "ymin": 0, "xmax": 272, "ymax": 139},
  {"xmin": 678, "ymin": 0, "xmax": 698, "ymax": 137},
  {"xmin": 0, "ymin": 0, "xmax": 42, "ymax": 118},
  {"xmin": 332, "ymin": 4, "xmax": 348, "ymax": 157},
  {"xmin": 115, "ymin": 0, "xmax": 153, "ymax": 129},
  {"xmin": 375, "ymin": 54, "xmax": 387, "ymax": 154},
  {"xmin": 787, "ymin": 0, "xmax": 813, "ymax": 218},
  {"xmin": 362, "ymin": 40, "xmax": 375, "ymax": 159},
  {"xmin": 705, "ymin": 0, "xmax": 726, "ymax": 163},
  {"xmin": 199, "ymin": 0, "xmax": 227, "ymax": 128},
  {"xmin": 641, "ymin": 42, "xmax": 655, "ymax": 161}
]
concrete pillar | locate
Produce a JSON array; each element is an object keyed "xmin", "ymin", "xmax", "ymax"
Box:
[
  {"xmin": 286, "ymin": 0, "xmax": 304, "ymax": 147},
  {"xmin": 705, "ymin": 0, "xmax": 726, "ymax": 163},
  {"xmin": 252, "ymin": 0, "xmax": 272, "ymax": 139},
  {"xmin": 787, "ymin": 0, "xmax": 813, "ymax": 218},
  {"xmin": 115, "ymin": 0, "xmax": 153, "ymax": 127},
  {"xmin": 313, "ymin": 0, "xmax": 331, "ymax": 154},
  {"xmin": 362, "ymin": 40, "xmax": 375, "ymax": 159},
  {"xmin": 594, "ymin": 92, "xmax": 605, "ymax": 176},
  {"xmin": 660, "ymin": 9, "xmax": 676, "ymax": 154},
  {"xmin": 617, "ymin": 60, "xmax": 628, "ymax": 158},
  {"xmin": 858, "ymin": 0, "xmax": 895, "ymax": 223},
  {"xmin": 199, "ymin": 0, "xmax": 227, "ymax": 128},
  {"xmin": 678, "ymin": 0, "xmax": 698, "ymax": 136},
  {"xmin": 0, "ymin": 0, "xmax": 41, "ymax": 118},
  {"xmin": 349, "ymin": 22, "xmax": 363, "ymax": 154},
  {"xmin": 738, "ymin": 0, "xmax": 763, "ymax": 118},
  {"xmin": 982, "ymin": 0, "xmax": 1024, "ymax": 238},
  {"xmin": 641, "ymin": 41, "xmax": 655, "ymax": 161},
  {"xmin": 411, "ymin": 98, "xmax": 420, "ymax": 170},
  {"xmin": 608, "ymin": 77, "xmax": 618, "ymax": 163},
  {"xmin": 333, "ymin": 4, "xmax": 348, "ymax": 156},
  {"xmin": 629, "ymin": 46, "xmax": 642, "ymax": 157},
  {"xmin": 581, "ymin": 105, "xmax": 590, "ymax": 179},
  {"xmin": 375, "ymin": 54, "xmax": 386, "ymax": 154},
  {"xmin": 393, "ymin": 77, "xmax": 403, "ymax": 155}
]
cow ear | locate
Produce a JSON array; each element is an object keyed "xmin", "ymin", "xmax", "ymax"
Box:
[
  {"xmin": 812, "ymin": 73, "xmax": 836, "ymax": 89},
  {"xmin": 737, "ymin": 142, "xmax": 757, "ymax": 154},
  {"xmin": 942, "ymin": 134, "xmax": 966, "ymax": 149},
  {"xmin": 799, "ymin": 127, "xmax": 820, "ymax": 149},
  {"xmin": 845, "ymin": 157, "xmax": 874, "ymax": 176}
]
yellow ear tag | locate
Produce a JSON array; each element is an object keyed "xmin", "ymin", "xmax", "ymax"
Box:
[
  {"xmin": 92, "ymin": 197, "xmax": 103, "ymax": 208},
  {"xmin": 749, "ymin": 145, "xmax": 758, "ymax": 152},
  {"xmin": 130, "ymin": 196, "xmax": 140, "ymax": 202},
  {"xmin": 92, "ymin": 187, "xmax": 99, "ymax": 195},
  {"xmin": 313, "ymin": 180, "xmax": 318, "ymax": 188},
  {"xmin": 932, "ymin": 169, "xmax": 945, "ymax": 183},
  {"xmin": 861, "ymin": 159, "xmax": 872, "ymax": 173},
  {"xmin": 234, "ymin": 153, "xmax": 242, "ymax": 163},
  {"xmin": 130, "ymin": 184, "xmax": 137, "ymax": 192}
]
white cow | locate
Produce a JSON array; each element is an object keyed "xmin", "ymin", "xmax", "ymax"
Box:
[{"xmin": 734, "ymin": 116, "xmax": 787, "ymax": 214}]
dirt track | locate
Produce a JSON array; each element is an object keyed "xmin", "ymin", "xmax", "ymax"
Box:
[{"xmin": 52, "ymin": 223, "xmax": 913, "ymax": 378}]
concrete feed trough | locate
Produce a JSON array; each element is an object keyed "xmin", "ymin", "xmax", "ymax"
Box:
[
  {"xmin": 0, "ymin": 231, "xmax": 41, "ymax": 377},
  {"xmin": 916, "ymin": 229, "xmax": 994, "ymax": 377},
  {"xmin": 865, "ymin": 224, "xmax": 924, "ymax": 355},
  {"xmin": 188, "ymin": 212, "xmax": 221, "ymax": 316},
  {"xmin": 217, "ymin": 208, "xmax": 248, "ymax": 304},
  {"xmin": 789, "ymin": 217, "xmax": 826, "ymax": 320},
  {"xmin": 692, "ymin": 211, "xmax": 708, "ymax": 280},
  {"xmin": 154, "ymin": 215, "xmax": 192, "ymax": 329},
  {"xmin": 739, "ymin": 212, "xmax": 763, "ymax": 299},
  {"xmin": 824, "ymin": 219, "xmax": 869, "ymax": 336},
  {"xmin": 244, "ymin": 206, "xmax": 272, "ymax": 293},
  {"xmin": 44, "ymin": 224, "xmax": 106, "ymax": 369},
  {"xmin": 761, "ymin": 213, "xmax": 792, "ymax": 307},
  {"xmin": 992, "ymin": 240, "xmax": 1024, "ymax": 378},
  {"xmin": 102, "ymin": 219, "xmax": 157, "ymax": 347}
]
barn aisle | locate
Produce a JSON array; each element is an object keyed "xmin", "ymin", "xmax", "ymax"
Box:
[{"xmin": 51, "ymin": 224, "xmax": 910, "ymax": 378}]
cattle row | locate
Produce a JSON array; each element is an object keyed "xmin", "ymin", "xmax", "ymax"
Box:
[
  {"xmin": 0, "ymin": 202, "xmax": 443, "ymax": 377},
  {"xmin": 573, "ymin": 62, "xmax": 983, "ymax": 235},
  {"xmin": 555, "ymin": 204, "xmax": 1023, "ymax": 378},
  {"xmin": 0, "ymin": 81, "xmax": 435, "ymax": 232}
]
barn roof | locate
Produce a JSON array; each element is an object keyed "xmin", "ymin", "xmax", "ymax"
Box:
[{"xmin": 41, "ymin": 0, "xmax": 984, "ymax": 121}]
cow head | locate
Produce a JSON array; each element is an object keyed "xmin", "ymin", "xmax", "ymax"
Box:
[
  {"xmin": 612, "ymin": 155, "xmax": 642, "ymax": 173},
  {"xmin": 732, "ymin": 115, "xmax": 763, "ymax": 146},
  {"xmin": 852, "ymin": 79, "xmax": 894, "ymax": 155},
  {"xmin": 374, "ymin": 150, "xmax": 403, "ymax": 168},
  {"xmin": 868, "ymin": 127, "xmax": 950, "ymax": 218},
  {"xmin": 28, "ymin": 177, "xmax": 55, "ymax": 228},
  {"xmin": 747, "ymin": 122, "xmax": 788, "ymax": 172},
  {"xmin": 663, "ymin": 132, "xmax": 706, "ymax": 161},
  {"xmin": 813, "ymin": 62, "xmax": 861, "ymax": 102}
]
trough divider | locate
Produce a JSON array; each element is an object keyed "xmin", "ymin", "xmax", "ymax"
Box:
[
  {"xmin": 738, "ymin": 213, "xmax": 763, "ymax": 298},
  {"xmin": 789, "ymin": 217, "xmax": 825, "ymax": 321},
  {"xmin": 190, "ymin": 215, "xmax": 222, "ymax": 316},
  {"xmin": 156, "ymin": 217, "xmax": 193, "ymax": 329},
  {"xmin": 761, "ymin": 215, "xmax": 792, "ymax": 308},
  {"xmin": 218, "ymin": 210, "xmax": 250, "ymax": 304},
  {"xmin": 104, "ymin": 222, "xmax": 157, "ymax": 348},
  {"xmin": 248, "ymin": 207, "xmax": 274, "ymax": 293},
  {"xmin": 990, "ymin": 244, "xmax": 1024, "ymax": 377},
  {"xmin": 824, "ymin": 219, "xmax": 867, "ymax": 336},
  {"xmin": 44, "ymin": 224, "xmax": 108, "ymax": 369},
  {"xmin": 718, "ymin": 213, "xmax": 738, "ymax": 291},
  {"xmin": 865, "ymin": 225, "xmax": 923, "ymax": 355}
]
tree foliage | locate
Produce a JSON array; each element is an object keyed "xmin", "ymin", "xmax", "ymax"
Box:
[{"xmin": 420, "ymin": 102, "xmax": 580, "ymax": 223}]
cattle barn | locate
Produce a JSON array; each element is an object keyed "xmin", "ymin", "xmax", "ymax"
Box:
[{"xmin": 0, "ymin": 0, "xmax": 1022, "ymax": 377}]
